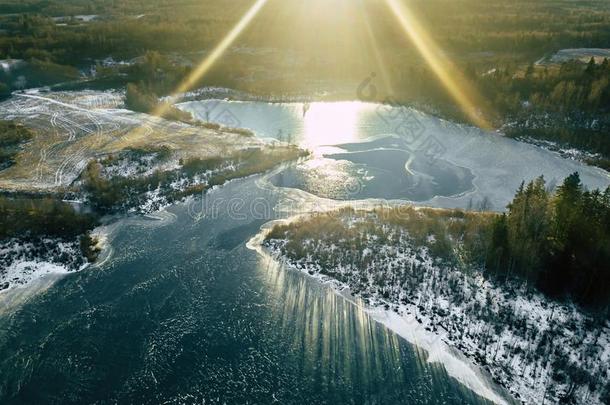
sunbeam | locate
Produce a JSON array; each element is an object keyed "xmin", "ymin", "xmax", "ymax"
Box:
[
  {"xmin": 356, "ymin": 0, "xmax": 393, "ymax": 94},
  {"xmin": 383, "ymin": 0, "xmax": 491, "ymax": 129},
  {"xmin": 152, "ymin": 0, "xmax": 270, "ymax": 118}
]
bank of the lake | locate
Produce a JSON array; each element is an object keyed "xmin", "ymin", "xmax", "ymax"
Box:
[{"xmin": 259, "ymin": 207, "xmax": 610, "ymax": 405}]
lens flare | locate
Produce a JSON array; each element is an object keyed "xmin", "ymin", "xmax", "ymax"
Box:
[
  {"xmin": 152, "ymin": 0, "xmax": 270, "ymax": 118},
  {"xmin": 356, "ymin": 0, "xmax": 393, "ymax": 93},
  {"xmin": 384, "ymin": 0, "xmax": 491, "ymax": 129}
]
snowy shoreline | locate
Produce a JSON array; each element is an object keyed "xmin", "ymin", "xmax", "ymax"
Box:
[
  {"xmin": 249, "ymin": 213, "xmax": 610, "ymax": 405},
  {"xmin": 247, "ymin": 221, "xmax": 514, "ymax": 405},
  {"xmin": 0, "ymin": 237, "xmax": 94, "ymax": 293}
]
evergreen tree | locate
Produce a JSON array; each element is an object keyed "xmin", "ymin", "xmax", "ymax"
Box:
[{"xmin": 488, "ymin": 172, "xmax": 610, "ymax": 309}]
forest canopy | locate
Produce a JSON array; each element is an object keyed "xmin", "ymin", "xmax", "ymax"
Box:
[
  {"xmin": 487, "ymin": 173, "xmax": 610, "ymax": 308},
  {"xmin": 0, "ymin": 196, "xmax": 98, "ymax": 240},
  {"xmin": 2, "ymin": 0, "xmax": 610, "ymax": 162}
]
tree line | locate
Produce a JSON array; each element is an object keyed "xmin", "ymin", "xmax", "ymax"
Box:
[
  {"xmin": 487, "ymin": 173, "xmax": 610, "ymax": 309},
  {"xmin": 0, "ymin": 196, "xmax": 98, "ymax": 240}
]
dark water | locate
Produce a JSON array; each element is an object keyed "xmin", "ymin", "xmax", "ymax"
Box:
[{"xmin": 0, "ymin": 177, "xmax": 496, "ymax": 404}]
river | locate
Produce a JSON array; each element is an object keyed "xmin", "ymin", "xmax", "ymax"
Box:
[{"xmin": 0, "ymin": 100, "xmax": 608, "ymax": 404}]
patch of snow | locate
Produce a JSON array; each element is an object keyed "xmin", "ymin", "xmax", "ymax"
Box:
[
  {"xmin": 254, "ymin": 212, "xmax": 610, "ymax": 405},
  {"xmin": 0, "ymin": 238, "xmax": 90, "ymax": 293},
  {"xmin": 52, "ymin": 15, "xmax": 99, "ymax": 23},
  {"xmin": 0, "ymin": 59, "xmax": 25, "ymax": 73}
]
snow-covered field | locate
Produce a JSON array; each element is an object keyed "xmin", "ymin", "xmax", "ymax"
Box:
[
  {"xmin": 257, "ymin": 211, "xmax": 610, "ymax": 405},
  {"xmin": 0, "ymin": 90, "xmax": 268, "ymax": 192}
]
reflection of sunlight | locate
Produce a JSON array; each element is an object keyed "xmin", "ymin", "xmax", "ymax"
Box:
[
  {"xmin": 298, "ymin": 158, "xmax": 360, "ymax": 199},
  {"xmin": 302, "ymin": 102, "xmax": 364, "ymax": 148},
  {"xmin": 255, "ymin": 252, "xmax": 408, "ymax": 381},
  {"xmin": 254, "ymin": 251, "xmax": 437, "ymax": 394}
]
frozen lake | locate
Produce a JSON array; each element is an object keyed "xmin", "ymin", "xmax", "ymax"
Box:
[{"xmin": 178, "ymin": 99, "xmax": 610, "ymax": 210}]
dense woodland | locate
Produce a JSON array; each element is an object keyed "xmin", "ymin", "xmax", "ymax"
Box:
[
  {"xmin": 0, "ymin": 196, "xmax": 100, "ymax": 262},
  {"xmin": 0, "ymin": 196, "xmax": 97, "ymax": 240},
  {"xmin": 481, "ymin": 59, "xmax": 610, "ymax": 115},
  {"xmin": 488, "ymin": 173, "xmax": 610, "ymax": 309},
  {"xmin": 3, "ymin": 0, "xmax": 610, "ymax": 63},
  {"xmin": 1, "ymin": 0, "xmax": 609, "ymax": 163},
  {"xmin": 475, "ymin": 59, "xmax": 610, "ymax": 165}
]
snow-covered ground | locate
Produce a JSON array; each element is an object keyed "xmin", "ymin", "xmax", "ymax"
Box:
[
  {"xmin": 98, "ymin": 151, "xmax": 180, "ymax": 179},
  {"xmin": 511, "ymin": 136, "xmax": 602, "ymax": 164},
  {"xmin": 0, "ymin": 238, "xmax": 90, "ymax": 293},
  {"xmin": 0, "ymin": 90, "xmax": 269, "ymax": 192},
  {"xmin": 52, "ymin": 15, "xmax": 99, "ymax": 24},
  {"xmin": 92, "ymin": 154, "xmax": 238, "ymax": 214},
  {"xmin": 257, "ymin": 211, "xmax": 610, "ymax": 405},
  {"xmin": 536, "ymin": 48, "xmax": 610, "ymax": 65}
]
